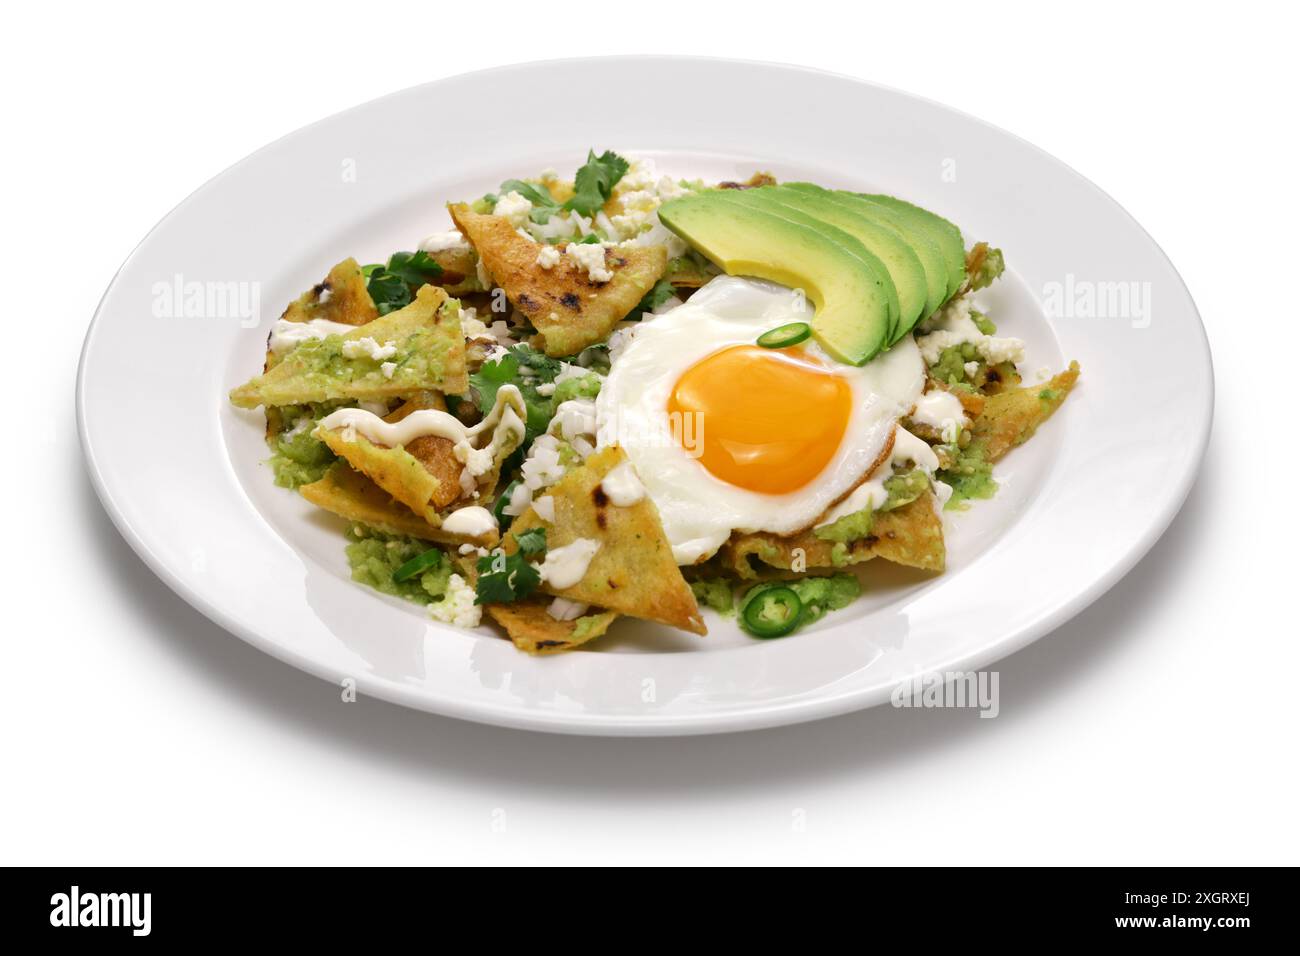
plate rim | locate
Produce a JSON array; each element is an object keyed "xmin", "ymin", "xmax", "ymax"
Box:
[{"xmin": 76, "ymin": 55, "xmax": 1215, "ymax": 736}]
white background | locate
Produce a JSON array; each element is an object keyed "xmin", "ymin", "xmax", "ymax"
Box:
[{"xmin": 4, "ymin": 1, "xmax": 1296, "ymax": 865}]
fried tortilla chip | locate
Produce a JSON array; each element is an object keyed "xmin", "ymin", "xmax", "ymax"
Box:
[
  {"xmin": 448, "ymin": 203, "xmax": 667, "ymax": 357},
  {"xmin": 485, "ymin": 601, "xmax": 619, "ymax": 655},
  {"xmin": 504, "ymin": 447, "xmax": 706, "ymax": 635},
  {"xmin": 317, "ymin": 387, "xmax": 524, "ymax": 524},
  {"xmin": 974, "ymin": 361, "xmax": 1080, "ymax": 462},
  {"xmin": 426, "ymin": 246, "xmax": 485, "ymax": 296},
  {"xmin": 721, "ymin": 492, "xmax": 946, "ymax": 578},
  {"xmin": 230, "ymin": 285, "xmax": 467, "ymax": 408},
  {"xmin": 281, "ymin": 257, "xmax": 379, "ymax": 327},
  {"xmin": 452, "ymin": 543, "xmax": 619, "ymax": 654},
  {"xmin": 300, "ymin": 463, "xmax": 497, "ymax": 547},
  {"xmin": 317, "ymin": 432, "xmax": 459, "ymax": 523}
]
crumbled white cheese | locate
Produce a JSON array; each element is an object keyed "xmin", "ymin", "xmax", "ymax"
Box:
[
  {"xmin": 341, "ymin": 336, "xmax": 398, "ymax": 361},
  {"xmin": 915, "ymin": 297, "xmax": 1025, "ymax": 368},
  {"xmin": 380, "ymin": 361, "xmax": 397, "ymax": 379},
  {"xmin": 428, "ymin": 573, "xmax": 482, "ymax": 628},
  {"xmin": 460, "ymin": 445, "xmax": 495, "ymax": 478},
  {"xmin": 656, "ymin": 174, "xmax": 687, "ymax": 200},
  {"xmin": 564, "ymin": 242, "xmax": 613, "ymax": 283},
  {"xmin": 536, "ymin": 245, "xmax": 561, "ymax": 269},
  {"xmin": 617, "ymin": 157, "xmax": 657, "ymax": 192},
  {"xmin": 494, "ymin": 190, "xmax": 533, "ymax": 227}
]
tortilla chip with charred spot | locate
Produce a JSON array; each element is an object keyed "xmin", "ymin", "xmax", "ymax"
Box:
[
  {"xmin": 974, "ymin": 361, "xmax": 1080, "ymax": 462},
  {"xmin": 230, "ymin": 286, "xmax": 467, "ymax": 409},
  {"xmin": 504, "ymin": 446, "xmax": 706, "ymax": 635},
  {"xmin": 485, "ymin": 601, "xmax": 619, "ymax": 656},
  {"xmin": 448, "ymin": 203, "xmax": 667, "ymax": 357},
  {"xmin": 720, "ymin": 492, "xmax": 946, "ymax": 578},
  {"xmin": 281, "ymin": 257, "xmax": 379, "ymax": 327},
  {"xmin": 300, "ymin": 463, "xmax": 498, "ymax": 547}
]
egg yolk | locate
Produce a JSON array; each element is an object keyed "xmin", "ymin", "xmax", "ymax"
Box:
[{"xmin": 667, "ymin": 344, "xmax": 852, "ymax": 494}]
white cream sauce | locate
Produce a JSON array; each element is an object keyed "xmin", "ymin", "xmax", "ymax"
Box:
[{"xmin": 537, "ymin": 538, "xmax": 601, "ymax": 589}]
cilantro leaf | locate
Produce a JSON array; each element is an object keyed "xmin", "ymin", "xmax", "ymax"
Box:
[
  {"xmin": 499, "ymin": 179, "xmax": 562, "ymax": 225},
  {"xmin": 474, "ymin": 529, "xmax": 547, "ymax": 605},
  {"xmin": 467, "ymin": 343, "xmax": 564, "ymax": 450},
  {"xmin": 563, "ymin": 150, "xmax": 629, "ymax": 217},
  {"xmin": 468, "ymin": 349, "xmax": 520, "ymax": 413},
  {"xmin": 500, "ymin": 179, "xmax": 560, "ymax": 212},
  {"xmin": 363, "ymin": 250, "xmax": 444, "ymax": 315},
  {"xmin": 507, "ymin": 343, "xmax": 563, "ymax": 383},
  {"xmin": 365, "ymin": 271, "xmax": 410, "ymax": 315},
  {"xmin": 384, "ymin": 250, "xmax": 443, "ymax": 288}
]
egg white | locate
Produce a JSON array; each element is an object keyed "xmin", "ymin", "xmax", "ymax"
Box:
[{"xmin": 597, "ymin": 276, "xmax": 926, "ymax": 564}]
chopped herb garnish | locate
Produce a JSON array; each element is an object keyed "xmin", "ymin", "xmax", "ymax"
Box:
[
  {"xmin": 564, "ymin": 149, "xmax": 629, "ymax": 217},
  {"xmin": 474, "ymin": 528, "xmax": 547, "ymax": 605},
  {"xmin": 468, "ymin": 344, "xmax": 565, "ymax": 451},
  {"xmin": 364, "ymin": 250, "xmax": 443, "ymax": 315},
  {"xmin": 499, "ymin": 179, "xmax": 561, "ymax": 224}
]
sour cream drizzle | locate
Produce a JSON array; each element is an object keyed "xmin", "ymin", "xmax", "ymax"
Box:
[
  {"xmin": 268, "ymin": 317, "xmax": 357, "ymax": 353},
  {"xmin": 315, "ymin": 385, "xmax": 527, "ymax": 479},
  {"xmin": 538, "ymin": 538, "xmax": 601, "ymax": 589},
  {"xmin": 440, "ymin": 506, "xmax": 498, "ymax": 538},
  {"xmin": 599, "ymin": 461, "xmax": 646, "ymax": 506},
  {"xmin": 910, "ymin": 389, "xmax": 968, "ymax": 444}
]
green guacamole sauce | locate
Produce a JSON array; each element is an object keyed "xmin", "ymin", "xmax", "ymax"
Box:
[{"xmin": 345, "ymin": 529, "xmax": 451, "ymax": 604}]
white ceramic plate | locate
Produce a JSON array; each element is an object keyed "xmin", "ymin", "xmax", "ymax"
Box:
[{"xmin": 77, "ymin": 57, "xmax": 1212, "ymax": 735}]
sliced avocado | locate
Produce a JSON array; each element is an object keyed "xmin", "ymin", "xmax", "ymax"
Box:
[
  {"xmin": 658, "ymin": 190, "xmax": 893, "ymax": 364},
  {"xmin": 707, "ymin": 190, "xmax": 901, "ymax": 341},
  {"xmin": 751, "ymin": 185, "xmax": 929, "ymax": 342},
  {"xmin": 786, "ymin": 183, "xmax": 948, "ymax": 319},
  {"xmin": 851, "ymin": 193, "xmax": 965, "ymax": 298}
]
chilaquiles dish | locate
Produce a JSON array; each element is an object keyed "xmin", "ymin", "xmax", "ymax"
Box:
[{"xmin": 230, "ymin": 151, "xmax": 1079, "ymax": 653}]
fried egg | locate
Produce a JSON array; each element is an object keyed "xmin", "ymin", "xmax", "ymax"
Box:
[{"xmin": 596, "ymin": 276, "xmax": 926, "ymax": 564}]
